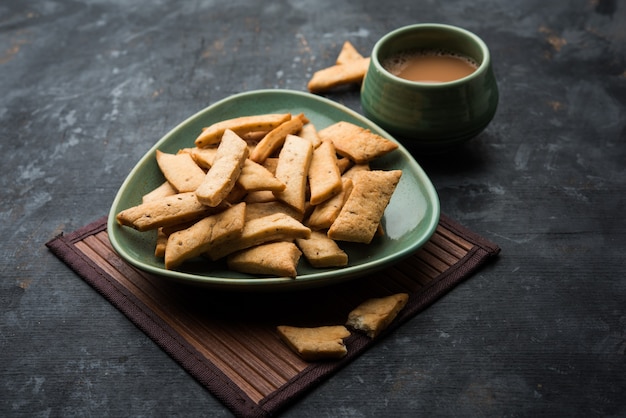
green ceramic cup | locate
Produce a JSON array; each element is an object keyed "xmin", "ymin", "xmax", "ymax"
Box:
[{"xmin": 361, "ymin": 24, "xmax": 499, "ymax": 150}]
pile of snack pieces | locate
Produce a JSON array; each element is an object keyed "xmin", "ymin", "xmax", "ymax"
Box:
[{"xmin": 115, "ymin": 111, "xmax": 401, "ymax": 277}]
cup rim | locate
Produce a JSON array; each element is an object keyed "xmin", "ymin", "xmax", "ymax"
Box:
[{"xmin": 371, "ymin": 23, "xmax": 492, "ymax": 87}]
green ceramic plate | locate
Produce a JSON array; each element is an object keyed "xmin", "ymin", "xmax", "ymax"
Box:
[{"xmin": 107, "ymin": 89, "xmax": 440, "ymax": 291}]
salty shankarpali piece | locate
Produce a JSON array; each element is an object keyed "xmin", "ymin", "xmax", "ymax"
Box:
[
  {"xmin": 307, "ymin": 140, "xmax": 343, "ymax": 205},
  {"xmin": 273, "ymin": 134, "xmax": 314, "ymax": 213},
  {"xmin": 306, "ymin": 178, "xmax": 353, "ymax": 230},
  {"xmin": 335, "ymin": 40, "xmax": 365, "ymax": 65},
  {"xmin": 249, "ymin": 115, "xmax": 305, "ymax": 163},
  {"xmin": 318, "ymin": 121, "xmax": 398, "ymax": 164},
  {"xmin": 116, "ymin": 192, "xmax": 222, "ymax": 232},
  {"xmin": 328, "ymin": 170, "xmax": 402, "ymax": 243},
  {"xmin": 276, "ymin": 325, "xmax": 351, "ymax": 361},
  {"xmin": 346, "ymin": 293, "xmax": 409, "ymax": 338},
  {"xmin": 164, "ymin": 203, "xmax": 246, "ymax": 270},
  {"xmin": 195, "ymin": 129, "xmax": 249, "ymax": 207},
  {"xmin": 142, "ymin": 181, "xmax": 177, "ymax": 203},
  {"xmin": 195, "ymin": 113, "xmax": 291, "ymax": 148},
  {"xmin": 207, "ymin": 212, "xmax": 311, "ymax": 260},
  {"xmin": 307, "ymin": 57, "xmax": 370, "ymax": 93},
  {"xmin": 227, "ymin": 241, "xmax": 302, "ymax": 278},
  {"xmin": 296, "ymin": 230, "xmax": 348, "ymax": 268},
  {"xmin": 155, "ymin": 150, "xmax": 206, "ymax": 193}
]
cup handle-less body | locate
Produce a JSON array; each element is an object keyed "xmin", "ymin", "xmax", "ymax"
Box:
[{"xmin": 361, "ymin": 24, "xmax": 499, "ymax": 150}]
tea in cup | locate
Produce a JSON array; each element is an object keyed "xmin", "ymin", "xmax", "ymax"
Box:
[{"xmin": 361, "ymin": 24, "xmax": 499, "ymax": 150}]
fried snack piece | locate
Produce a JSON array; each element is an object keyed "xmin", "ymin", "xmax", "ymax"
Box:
[
  {"xmin": 318, "ymin": 121, "xmax": 398, "ymax": 164},
  {"xmin": 307, "ymin": 57, "xmax": 370, "ymax": 93},
  {"xmin": 142, "ymin": 181, "xmax": 177, "ymax": 204},
  {"xmin": 237, "ymin": 159, "xmax": 286, "ymax": 192},
  {"xmin": 195, "ymin": 113, "xmax": 291, "ymax": 148},
  {"xmin": 296, "ymin": 231, "xmax": 348, "ymax": 268},
  {"xmin": 308, "ymin": 140, "xmax": 343, "ymax": 205},
  {"xmin": 154, "ymin": 228, "xmax": 168, "ymax": 258},
  {"xmin": 273, "ymin": 134, "xmax": 314, "ymax": 213},
  {"xmin": 335, "ymin": 40, "xmax": 364, "ymax": 65},
  {"xmin": 276, "ymin": 325, "xmax": 351, "ymax": 361},
  {"xmin": 307, "ymin": 178, "xmax": 353, "ymax": 230},
  {"xmin": 188, "ymin": 147, "xmax": 218, "ymax": 169},
  {"xmin": 249, "ymin": 115, "xmax": 305, "ymax": 163},
  {"xmin": 190, "ymin": 148, "xmax": 285, "ymax": 193},
  {"xmin": 207, "ymin": 212, "xmax": 311, "ymax": 260},
  {"xmin": 245, "ymin": 201, "xmax": 304, "ymax": 222},
  {"xmin": 346, "ymin": 293, "xmax": 409, "ymax": 338},
  {"xmin": 116, "ymin": 192, "xmax": 221, "ymax": 232},
  {"xmin": 155, "ymin": 150, "xmax": 206, "ymax": 193},
  {"xmin": 298, "ymin": 123, "xmax": 322, "ymax": 149},
  {"xmin": 227, "ymin": 241, "xmax": 302, "ymax": 278},
  {"xmin": 164, "ymin": 203, "xmax": 246, "ymax": 270},
  {"xmin": 196, "ymin": 129, "xmax": 249, "ymax": 207},
  {"xmin": 328, "ymin": 170, "xmax": 402, "ymax": 243}
]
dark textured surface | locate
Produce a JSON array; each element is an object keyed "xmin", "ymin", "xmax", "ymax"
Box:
[{"xmin": 2, "ymin": 0, "xmax": 625, "ymax": 416}]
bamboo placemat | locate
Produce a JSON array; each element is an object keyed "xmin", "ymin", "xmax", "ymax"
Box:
[{"xmin": 47, "ymin": 214, "xmax": 499, "ymax": 417}]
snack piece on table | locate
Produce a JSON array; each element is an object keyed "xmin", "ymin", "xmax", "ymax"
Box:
[
  {"xmin": 346, "ymin": 293, "xmax": 409, "ymax": 338},
  {"xmin": 276, "ymin": 325, "xmax": 351, "ymax": 361},
  {"xmin": 307, "ymin": 57, "xmax": 370, "ymax": 93},
  {"xmin": 335, "ymin": 40, "xmax": 364, "ymax": 65}
]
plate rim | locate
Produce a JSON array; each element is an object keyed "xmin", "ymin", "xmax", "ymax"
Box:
[{"xmin": 107, "ymin": 89, "xmax": 440, "ymax": 290}]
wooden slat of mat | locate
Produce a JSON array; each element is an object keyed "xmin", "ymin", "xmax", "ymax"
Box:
[{"xmin": 47, "ymin": 214, "xmax": 500, "ymax": 417}]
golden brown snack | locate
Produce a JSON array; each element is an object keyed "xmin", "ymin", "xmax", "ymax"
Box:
[
  {"xmin": 195, "ymin": 129, "xmax": 249, "ymax": 207},
  {"xmin": 307, "ymin": 57, "xmax": 370, "ymax": 93},
  {"xmin": 308, "ymin": 140, "xmax": 343, "ymax": 205},
  {"xmin": 164, "ymin": 203, "xmax": 246, "ymax": 270},
  {"xmin": 296, "ymin": 231, "xmax": 348, "ymax": 268},
  {"xmin": 237, "ymin": 159, "xmax": 286, "ymax": 192},
  {"xmin": 346, "ymin": 293, "xmax": 409, "ymax": 338},
  {"xmin": 318, "ymin": 121, "xmax": 398, "ymax": 164},
  {"xmin": 276, "ymin": 325, "xmax": 350, "ymax": 361},
  {"xmin": 194, "ymin": 113, "xmax": 291, "ymax": 148},
  {"xmin": 142, "ymin": 181, "xmax": 177, "ymax": 204},
  {"xmin": 328, "ymin": 170, "xmax": 402, "ymax": 243},
  {"xmin": 306, "ymin": 178, "xmax": 353, "ymax": 230},
  {"xmin": 116, "ymin": 192, "xmax": 221, "ymax": 232},
  {"xmin": 245, "ymin": 201, "xmax": 304, "ymax": 222},
  {"xmin": 273, "ymin": 134, "xmax": 314, "ymax": 213},
  {"xmin": 249, "ymin": 115, "xmax": 305, "ymax": 163},
  {"xmin": 227, "ymin": 241, "xmax": 302, "ymax": 278},
  {"xmin": 298, "ymin": 123, "xmax": 322, "ymax": 149},
  {"xmin": 207, "ymin": 212, "xmax": 311, "ymax": 260},
  {"xmin": 155, "ymin": 150, "xmax": 206, "ymax": 193},
  {"xmin": 188, "ymin": 147, "xmax": 218, "ymax": 169},
  {"xmin": 154, "ymin": 228, "xmax": 168, "ymax": 258},
  {"xmin": 335, "ymin": 40, "xmax": 364, "ymax": 65}
]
